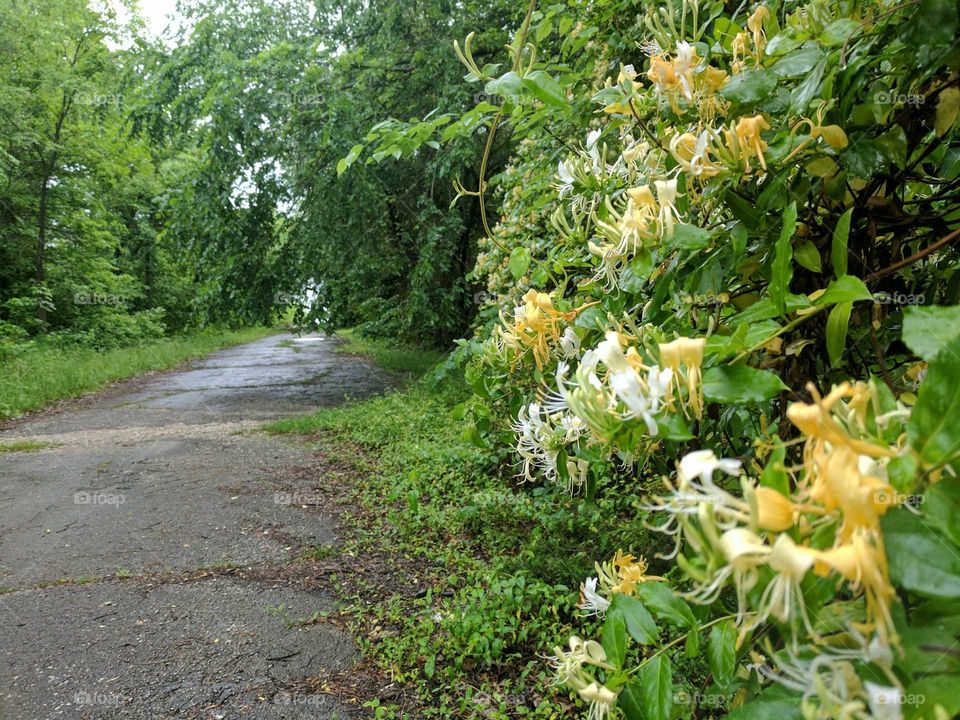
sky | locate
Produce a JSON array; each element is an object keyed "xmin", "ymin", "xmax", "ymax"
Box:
[{"xmin": 136, "ymin": 0, "xmax": 181, "ymax": 37}]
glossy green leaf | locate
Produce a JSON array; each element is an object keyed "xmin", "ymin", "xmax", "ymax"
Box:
[
  {"xmin": 825, "ymin": 301, "xmax": 852, "ymax": 366},
  {"xmin": 815, "ymin": 275, "xmax": 872, "ymax": 305},
  {"xmin": 635, "ymin": 582, "xmax": 695, "ymax": 627},
  {"xmin": 908, "ymin": 336, "xmax": 960, "ymax": 467},
  {"xmin": 703, "ymin": 365, "xmax": 788, "ymax": 404},
  {"xmin": 882, "ymin": 508, "xmax": 960, "ymax": 599},
  {"xmin": 638, "ymin": 655, "xmax": 672, "ymax": 720},
  {"xmin": 610, "ymin": 593, "xmax": 659, "ymax": 645},
  {"xmin": 769, "ymin": 202, "xmax": 797, "ymax": 314},
  {"xmin": 708, "ymin": 620, "xmax": 737, "ymax": 690},
  {"xmin": 831, "ymin": 209, "xmax": 852, "ymax": 277},
  {"xmin": 521, "ymin": 70, "xmax": 567, "ymax": 107},
  {"xmin": 902, "ymin": 306, "xmax": 960, "ymax": 361}
]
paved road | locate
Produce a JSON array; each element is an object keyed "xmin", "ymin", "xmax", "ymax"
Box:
[{"xmin": 0, "ymin": 333, "xmax": 391, "ymax": 719}]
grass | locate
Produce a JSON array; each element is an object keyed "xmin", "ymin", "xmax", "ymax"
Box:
[
  {"xmin": 334, "ymin": 328, "xmax": 446, "ymax": 377},
  {"xmin": 0, "ymin": 326, "xmax": 276, "ymax": 419},
  {"xmin": 0, "ymin": 439, "xmax": 58, "ymax": 453},
  {"xmin": 265, "ymin": 335, "xmax": 658, "ymax": 718}
]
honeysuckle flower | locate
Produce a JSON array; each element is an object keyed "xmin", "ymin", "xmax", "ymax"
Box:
[
  {"xmin": 788, "ymin": 383, "xmax": 897, "ymax": 463},
  {"xmin": 654, "ymin": 178, "xmax": 681, "ymax": 238},
  {"xmin": 499, "ymin": 290, "xmax": 596, "ymax": 369},
  {"xmin": 754, "ymin": 533, "xmax": 818, "ymax": 637},
  {"xmin": 747, "ymin": 6, "xmax": 770, "ymax": 59},
  {"xmin": 578, "ymin": 682, "xmax": 619, "ymax": 720},
  {"xmin": 658, "ymin": 337, "xmax": 706, "ymax": 417},
  {"xmin": 673, "ymin": 41, "xmax": 699, "ymax": 100},
  {"xmin": 586, "ymin": 129, "xmax": 602, "ymax": 174},
  {"xmin": 731, "ymin": 114, "xmax": 771, "ymax": 173},
  {"xmin": 678, "ymin": 449, "xmax": 742, "ymax": 486},
  {"xmin": 560, "ymin": 326, "xmax": 581, "ymax": 358},
  {"xmin": 579, "ymin": 576, "xmax": 610, "ymax": 616},
  {"xmin": 670, "ymin": 129, "xmax": 724, "ymax": 179},
  {"xmin": 549, "ymin": 636, "xmax": 610, "ymax": 691},
  {"xmin": 753, "ymin": 486, "xmax": 796, "ymax": 531},
  {"xmin": 557, "ymin": 159, "xmax": 576, "ymax": 196},
  {"xmin": 810, "ymin": 531, "xmax": 898, "ymax": 644}
]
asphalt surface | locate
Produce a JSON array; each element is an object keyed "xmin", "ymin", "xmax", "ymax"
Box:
[{"xmin": 0, "ymin": 333, "xmax": 391, "ymax": 719}]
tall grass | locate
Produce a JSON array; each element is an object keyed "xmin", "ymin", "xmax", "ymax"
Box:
[
  {"xmin": 0, "ymin": 327, "xmax": 276, "ymax": 419},
  {"xmin": 334, "ymin": 328, "xmax": 446, "ymax": 377}
]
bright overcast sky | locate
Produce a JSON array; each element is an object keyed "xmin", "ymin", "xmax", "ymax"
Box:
[{"xmin": 136, "ymin": 0, "xmax": 181, "ymax": 37}]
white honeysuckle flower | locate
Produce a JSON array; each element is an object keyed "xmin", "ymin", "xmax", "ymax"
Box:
[
  {"xmin": 608, "ymin": 370, "xmax": 658, "ymax": 435},
  {"xmin": 595, "ymin": 331, "xmax": 633, "ymax": 374},
  {"xmin": 654, "ymin": 178, "xmax": 681, "ymax": 238},
  {"xmin": 578, "ymin": 576, "xmax": 610, "ymax": 616},
  {"xmin": 678, "ymin": 449, "xmax": 742, "ymax": 486},
  {"xmin": 586, "ymin": 129, "xmax": 602, "ymax": 174},
  {"xmin": 578, "ymin": 682, "xmax": 618, "ymax": 720},
  {"xmin": 560, "ymin": 327, "xmax": 581, "ymax": 358},
  {"xmin": 674, "ymin": 41, "xmax": 698, "ymax": 99},
  {"xmin": 557, "ymin": 159, "xmax": 575, "ymax": 196},
  {"xmin": 646, "ymin": 365, "xmax": 673, "ymax": 411}
]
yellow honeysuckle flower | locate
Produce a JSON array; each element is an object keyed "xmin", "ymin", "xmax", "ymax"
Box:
[
  {"xmin": 670, "ymin": 130, "xmax": 724, "ymax": 180},
  {"xmin": 754, "ymin": 486, "xmax": 796, "ymax": 531},
  {"xmin": 810, "ymin": 531, "xmax": 898, "ymax": 644},
  {"xmin": 747, "ymin": 6, "xmax": 771, "ymax": 59},
  {"xmin": 499, "ymin": 290, "xmax": 595, "ymax": 369},
  {"xmin": 659, "ymin": 336, "xmax": 706, "ymax": 417},
  {"xmin": 787, "ymin": 382, "xmax": 897, "ymax": 462},
  {"xmin": 733, "ymin": 115, "xmax": 771, "ymax": 172}
]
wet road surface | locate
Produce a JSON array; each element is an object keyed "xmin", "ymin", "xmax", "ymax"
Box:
[{"xmin": 0, "ymin": 333, "xmax": 391, "ymax": 719}]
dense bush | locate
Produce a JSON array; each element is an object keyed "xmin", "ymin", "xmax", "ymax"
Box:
[{"xmin": 353, "ymin": 0, "xmax": 960, "ymax": 717}]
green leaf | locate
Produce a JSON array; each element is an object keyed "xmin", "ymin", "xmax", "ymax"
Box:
[
  {"xmin": 485, "ymin": 71, "xmax": 523, "ymax": 99},
  {"xmin": 610, "ymin": 593, "xmax": 659, "ymax": 645},
  {"xmin": 635, "ymin": 582, "xmax": 695, "ymax": 627},
  {"xmin": 770, "ymin": 46, "xmax": 825, "ymax": 78},
  {"xmin": 825, "ymin": 301, "xmax": 852, "ymax": 366},
  {"xmin": 761, "ymin": 444, "xmax": 790, "ymax": 495},
  {"xmin": 794, "ymin": 240, "xmax": 822, "ymax": 273},
  {"xmin": 601, "ymin": 608, "xmax": 627, "ymax": 667},
  {"xmin": 926, "ymin": 477, "xmax": 960, "ymax": 547},
  {"xmin": 703, "ymin": 365, "xmax": 788, "ymax": 404},
  {"xmin": 719, "ymin": 67, "xmax": 777, "ymax": 106},
  {"xmin": 908, "ymin": 336, "xmax": 960, "ymax": 467},
  {"xmin": 638, "ymin": 655, "xmax": 672, "ymax": 720},
  {"xmin": 708, "ymin": 620, "xmax": 737, "ymax": 690},
  {"xmin": 508, "ymin": 247, "xmax": 531, "ymax": 279},
  {"xmin": 769, "ymin": 202, "xmax": 797, "ymax": 314},
  {"xmin": 831, "ymin": 209, "xmax": 852, "ymax": 277},
  {"xmin": 669, "ymin": 223, "xmax": 711, "ymax": 250},
  {"xmin": 815, "ymin": 275, "xmax": 872, "ymax": 305},
  {"xmin": 619, "ymin": 681, "xmax": 646, "ymax": 720},
  {"xmin": 521, "ymin": 70, "xmax": 567, "ymax": 107},
  {"xmin": 818, "ymin": 18, "xmax": 861, "ymax": 46},
  {"xmin": 905, "ymin": 674, "xmax": 960, "ymax": 720},
  {"xmin": 882, "ymin": 508, "xmax": 960, "ymax": 599},
  {"xmin": 902, "ymin": 306, "xmax": 960, "ymax": 361}
]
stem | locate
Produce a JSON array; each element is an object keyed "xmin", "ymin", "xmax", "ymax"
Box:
[
  {"xmin": 729, "ymin": 306, "xmax": 827, "ymax": 365},
  {"xmin": 625, "ymin": 612, "xmax": 752, "ymax": 674},
  {"xmin": 864, "ymin": 226, "xmax": 960, "ymax": 282}
]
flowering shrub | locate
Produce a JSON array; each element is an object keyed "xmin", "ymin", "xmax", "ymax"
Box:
[{"xmin": 350, "ymin": 0, "xmax": 960, "ymax": 716}]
